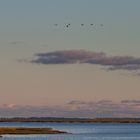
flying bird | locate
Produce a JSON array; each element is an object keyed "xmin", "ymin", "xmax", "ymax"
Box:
[
  {"xmin": 54, "ymin": 24, "xmax": 58, "ymax": 26},
  {"xmin": 53, "ymin": 23, "xmax": 104, "ymax": 30},
  {"xmin": 66, "ymin": 24, "xmax": 70, "ymax": 28},
  {"xmin": 100, "ymin": 24, "xmax": 104, "ymax": 27}
]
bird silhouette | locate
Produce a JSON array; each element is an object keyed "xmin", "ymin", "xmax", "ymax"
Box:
[
  {"xmin": 100, "ymin": 24, "xmax": 103, "ymax": 27},
  {"xmin": 53, "ymin": 23, "xmax": 104, "ymax": 30},
  {"xmin": 66, "ymin": 24, "xmax": 70, "ymax": 28},
  {"xmin": 54, "ymin": 24, "xmax": 58, "ymax": 26}
]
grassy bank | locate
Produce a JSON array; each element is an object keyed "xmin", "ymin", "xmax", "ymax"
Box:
[{"xmin": 0, "ymin": 127, "xmax": 67, "ymax": 135}]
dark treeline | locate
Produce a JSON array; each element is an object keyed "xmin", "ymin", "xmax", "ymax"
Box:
[{"xmin": 0, "ymin": 117, "xmax": 140, "ymax": 123}]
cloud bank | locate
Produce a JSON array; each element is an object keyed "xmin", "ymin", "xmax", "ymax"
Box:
[
  {"xmin": 1, "ymin": 100, "xmax": 140, "ymax": 118},
  {"xmin": 31, "ymin": 50, "xmax": 140, "ymax": 71}
]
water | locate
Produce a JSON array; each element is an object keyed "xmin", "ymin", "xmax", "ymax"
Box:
[{"xmin": 0, "ymin": 122, "xmax": 140, "ymax": 140}]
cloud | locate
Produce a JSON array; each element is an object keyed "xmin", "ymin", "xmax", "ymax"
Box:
[
  {"xmin": 66, "ymin": 100, "xmax": 140, "ymax": 118},
  {"xmin": 121, "ymin": 100, "xmax": 140, "ymax": 106},
  {"xmin": 8, "ymin": 41, "xmax": 25, "ymax": 45},
  {"xmin": 31, "ymin": 50, "xmax": 105, "ymax": 64},
  {"xmin": 1, "ymin": 100, "xmax": 140, "ymax": 118},
  {"xmin": 30, "ymin": 50, "xmax": 140, "ymax": 72},
  {"xmin": 67, "ymin": 100, "xmax": 89, "ymax": 105},
  {"xmin": 108, "ymin": 65, "xmax": 140, "ymax": 71}
]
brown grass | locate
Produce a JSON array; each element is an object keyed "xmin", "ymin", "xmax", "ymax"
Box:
[{"xmin": 0, "ymin": 127, "xmax": 67, "ymax": 135}]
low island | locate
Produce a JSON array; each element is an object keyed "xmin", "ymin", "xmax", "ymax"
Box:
[{"xmin": 0, "ymin": 127, "xmax": 67, "ymax": 135}]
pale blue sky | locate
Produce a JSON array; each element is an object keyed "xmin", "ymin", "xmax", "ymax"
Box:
[
  {"xmin": 0, "ymin": 0, "xmax": 140, "ymax": 113},
  {"xmin": 0, "ymin": 0, "xmax": 140, "ymax": 30},
  {"xmin": 0, "ymin": 0, "xmax": 140, "ymax": 55}
]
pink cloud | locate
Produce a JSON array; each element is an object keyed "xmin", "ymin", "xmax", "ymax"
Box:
[
  {"xmin": 30, "ymin": 50, "xmax": 140, "ymax": 73},
  {"xmin": 1, "ymin": 100, "xmax": 140, "ymax": 118}
]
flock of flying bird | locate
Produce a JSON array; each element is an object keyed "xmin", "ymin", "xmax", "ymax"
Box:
[{"xmin": 53, "ymin": 23, "xmax": 104, "ymax": 28}]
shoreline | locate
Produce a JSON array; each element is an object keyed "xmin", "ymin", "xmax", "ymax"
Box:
[{"xmin": 0, "ymin": 119, "xmax": 140, "ymax": 123}]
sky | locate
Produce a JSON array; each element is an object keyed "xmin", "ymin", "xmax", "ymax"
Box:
[{"xmin": 0, "ymin": 0, "xmax": 140, "ymax": 117}]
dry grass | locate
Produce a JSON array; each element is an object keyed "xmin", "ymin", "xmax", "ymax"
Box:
[{"xmin": 0, "ymin": 127, "xmax": 67, "ymax": 134}]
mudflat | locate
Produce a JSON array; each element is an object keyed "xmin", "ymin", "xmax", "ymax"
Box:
[{"xmin": 0, "ymin": 127, "xmax": 67, "ymax": 135}]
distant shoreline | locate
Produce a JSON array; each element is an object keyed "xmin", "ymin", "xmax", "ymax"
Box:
[{"xmin": 0, "ymin": 118, "xmax": 140, "ymax": 123}]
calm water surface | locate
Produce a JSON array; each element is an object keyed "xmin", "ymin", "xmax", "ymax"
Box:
[{"xmin": 0, "ymin": 122, "xmax": 140, "ymax": 140}]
